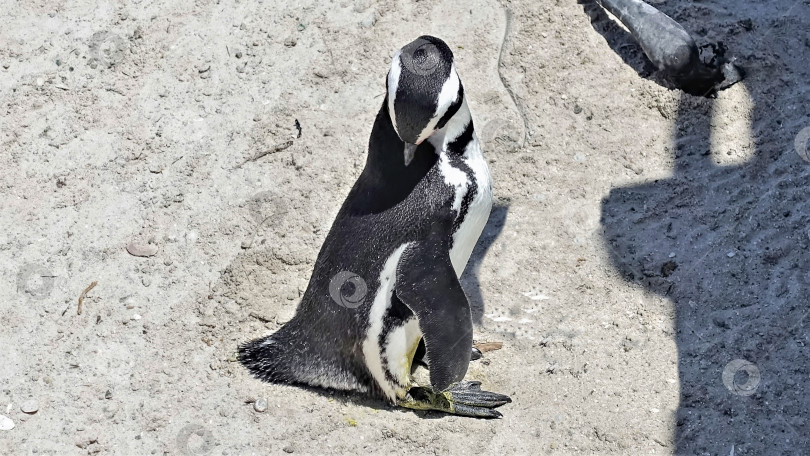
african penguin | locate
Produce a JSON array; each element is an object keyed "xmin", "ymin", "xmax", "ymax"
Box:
[{"xmin": 238, "ymin": 36, "xmax": 510, "ymax": 418}]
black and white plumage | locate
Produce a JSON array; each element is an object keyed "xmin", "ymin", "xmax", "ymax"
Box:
[{"xmin": 239, "ymin": 36, "xmax": 509, "ymax": 416}]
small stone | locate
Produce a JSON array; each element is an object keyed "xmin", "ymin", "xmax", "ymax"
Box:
[
  {"xmin": 20, "ymin": 400, "xmax": 39, "ymax": 414},
  {"xmin": 235, "ymin": 51, "xmax": 243, "ymax": 59},
  {"xmin": 141, "ymin": 277, "xmax": 151, "ymax": 287},
  {"xmin": 661, "ymin": 261, "xmax": 677, "ymax": 277},
  {"xmin": 253, "ymin": 398, "xmax": 268, "ymax": 412},
  {"xmin": 727, "ymin": 251, "xmax": 736, "ymax": 258},
  {"xmin": 240, "ymin": 240, "xmax": 252, "ymax": 249},
  {"xmin": 283, "ymin": 446, "xmax": 294, "ymax": 454},
  {"xmin": 283, "ymin": 37, "xmax": 297, "ymax": 47},
  {"xmin": 0, "ymin": 415, "xmax": 14, "ymax": 431},
  {"xmin": 126, "ymin": 242, "xmax": 158, "ymax": 257},
  {"xmin": 105, "ymin": 390, "xmax": 113, "ymax": 399},
  {"xmin": 573, "ymin": 104, "xmax": 582, "ymax": 114}
]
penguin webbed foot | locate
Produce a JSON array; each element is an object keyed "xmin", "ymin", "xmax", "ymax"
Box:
[{"xmin": 399, "ymin": 381, "xmax": 511, "ymax": 418}]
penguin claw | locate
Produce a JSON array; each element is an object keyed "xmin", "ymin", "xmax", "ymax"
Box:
[
  {"xmin": 399, "ymin": 382, "xmax": 511, "ymax": 418},
  {"xmin": 451, "ymin": 403, "xmax": 503, "ymax": 419}
]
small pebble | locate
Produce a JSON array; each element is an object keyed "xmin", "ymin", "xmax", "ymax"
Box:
[
  {"xmin": 727, "ymin": 251, "xmax": 736, "ymax": 258},
  {"xmin": 105, "ymin": 390, "xmax": 113, "ymax": 399},
  {"xmin": 253, "ymin": 398, "xmax": 268, "ymax": 413},
  {"xmin": 20, "ymin": 400, "xmax": 39, "ymax": 414},
  {"xmin": 126, "ymin": 242, "xmax": 158, "ymax": 257},
  {"xmin": 235, "ymin": 51, "xmax": 243, "ymax": 59},
  {"xmin": 0, "ymin": 415, "xmax": 14, "ymax": 431},
  {"xmin": 283, "ymin": 37, "xmax": 297, "ymax": 47},
  {"xmin": 283, "ymin": 446, "xmax": 294, "ymax": 454}
]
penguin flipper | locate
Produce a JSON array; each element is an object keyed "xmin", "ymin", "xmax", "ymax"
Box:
[{"xmin": 396, "ymin": 239, "xmax": 472, "ymax": 392}]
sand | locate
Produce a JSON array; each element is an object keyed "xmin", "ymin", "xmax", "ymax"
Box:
[{"xmin": 1, "ymin": 0, "xmax": 809, "ymax": 454}]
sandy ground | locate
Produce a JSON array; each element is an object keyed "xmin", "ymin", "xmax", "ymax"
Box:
[{"xmin": 2, "ymin": 0, "xmax": 809, "ymax": 454}]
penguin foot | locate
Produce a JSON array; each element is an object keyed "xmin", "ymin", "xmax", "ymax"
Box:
[{"xmin": 399, "ymin": 381, "xmax": 511, "ymax": 418}]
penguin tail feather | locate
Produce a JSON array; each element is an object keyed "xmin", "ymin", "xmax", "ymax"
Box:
[{"xmin": 237, "ymin": 335, "xmax": 296, "ymax": 384}]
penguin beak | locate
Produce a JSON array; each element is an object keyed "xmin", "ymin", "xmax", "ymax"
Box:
[{"xmin": 403, "ymin": 143, "xmax": 418, "ymax": 166}]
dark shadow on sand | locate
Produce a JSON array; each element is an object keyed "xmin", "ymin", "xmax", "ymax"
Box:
[
  {"xmin": 580, "ymin": 0, "xmax": 658, "ymax": 81},
  {"xmin": 597, "ymin": 1, "xmax": 810, "ymax": 453}
]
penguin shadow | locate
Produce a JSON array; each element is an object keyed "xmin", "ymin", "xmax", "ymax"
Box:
[
  {"xmin": 599, "ymin": 10, "xmax": 810, "ymax": 454},
  {"xmin": 461, "ymin": 203, "xmax": 510, "ymax": 326}
]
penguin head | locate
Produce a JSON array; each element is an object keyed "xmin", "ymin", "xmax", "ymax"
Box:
[{"xmin": 386, "ymin": 36, "xmax": 464, "ymax": 165}]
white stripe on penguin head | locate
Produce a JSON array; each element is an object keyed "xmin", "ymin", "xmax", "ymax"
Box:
[
  {"xmin": 414, "ymin": 65, "xmax": 461, "ymax": 144},
  {"xmin": 386, "ymin": 50, "xmax": 403, "ymax": 136}
]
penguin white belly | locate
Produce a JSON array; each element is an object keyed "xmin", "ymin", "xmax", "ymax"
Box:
[
  {"xmin": 447, "ymin": 136, "xmax": 492, "ymax": 277},
  {"xmin": 363, "ymin": 243, "xmax": 412, "ymax": 401}
]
